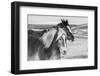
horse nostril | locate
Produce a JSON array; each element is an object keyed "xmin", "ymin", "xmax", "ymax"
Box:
[{"xmin": 63, "ymin": 50, "xmax": 66, "ymax": 54}]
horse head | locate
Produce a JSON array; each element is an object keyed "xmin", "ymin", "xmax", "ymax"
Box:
[
  {"xmin": 58, "ymin": 19, "xmax": 74, "ymax": 41},
  {"xmin": 56, "ymin": 19, "xmax": 74, "ymax": 57},
  {"xmin": 39, "ymin": 19, "xmax": 74, "ymax": 59}
]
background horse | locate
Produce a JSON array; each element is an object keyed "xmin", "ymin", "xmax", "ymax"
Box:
[{"xmin": 28, "ymin": 19, "xmax": 74, "ymax": 60}]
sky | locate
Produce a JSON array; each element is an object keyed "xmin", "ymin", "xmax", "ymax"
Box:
[{"xmin": 28, "ymin": 14, "xmax": 88, "ymax": 25}]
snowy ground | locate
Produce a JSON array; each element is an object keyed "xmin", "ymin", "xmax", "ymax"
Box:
[{"xmin": 64, "ymin": 38, "xmax": 88, "ymax": 59}]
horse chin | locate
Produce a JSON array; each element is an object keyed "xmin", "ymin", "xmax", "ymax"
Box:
[
  {"xmin": 70, "ymin": 38, "xmax": 74, "ymax": 42},
  {"xmin": 67, "ymin": 36, "xmax": 74, "ymax": 42},
  {"xmin": 67, "ymin": 39, "xmax": 74, "ymax": 42}
]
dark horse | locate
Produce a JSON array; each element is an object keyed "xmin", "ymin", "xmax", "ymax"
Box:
[{"xmin": 28, "ymin": 19, "xmax": 74, "ymax": 60}]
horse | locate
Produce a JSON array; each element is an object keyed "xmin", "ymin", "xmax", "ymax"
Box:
[
  {"xmin": 54, "ymin": 19, "xmax": 74, "ymax": 58},
  {"xmin": 28, "ymin": 19, "xmax": 74, "ymax": 60}
]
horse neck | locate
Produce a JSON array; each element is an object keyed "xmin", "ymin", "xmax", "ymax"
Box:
[{"xmin": 48, "ymin": 28, "xmax": 58, "ymax": 49}]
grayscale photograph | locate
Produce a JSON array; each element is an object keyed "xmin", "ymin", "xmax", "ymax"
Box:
[{"xmin": 28, "ymin": 14, "xmax": 88, "ymax": 61}]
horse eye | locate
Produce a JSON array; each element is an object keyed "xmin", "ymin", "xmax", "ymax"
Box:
[{"xmin": 59, "ymin": 37, "xmax": 62, "ymax": 41}]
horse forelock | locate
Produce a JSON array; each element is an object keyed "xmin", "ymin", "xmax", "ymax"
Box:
[{"xmin": 56, "ymin": 27, "xmax": 67, "ymax": 41}]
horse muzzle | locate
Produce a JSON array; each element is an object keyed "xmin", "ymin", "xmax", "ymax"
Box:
[
  {"xmin": 60, "ymin": 47, "xmax": 67, "ymax": 58},
  {"xmin": 67, "ymin": 34, "xmax": 74, "ymax": 41}
]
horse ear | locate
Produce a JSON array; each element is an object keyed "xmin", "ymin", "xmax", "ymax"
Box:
[
  {"xmin": 61, "ymin": 19, "xmax": 64, "ymax": 23},
  {"xmin": 40, "ymin": 29, "xmax": 57, "ymax": 48},
  {"xmin": 61, "ymin": 19, "xmax": 65, "ymax": 26},
  {"xmin": 66, "ymin": 20, "xmax": 69, "ymax": 25}
]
